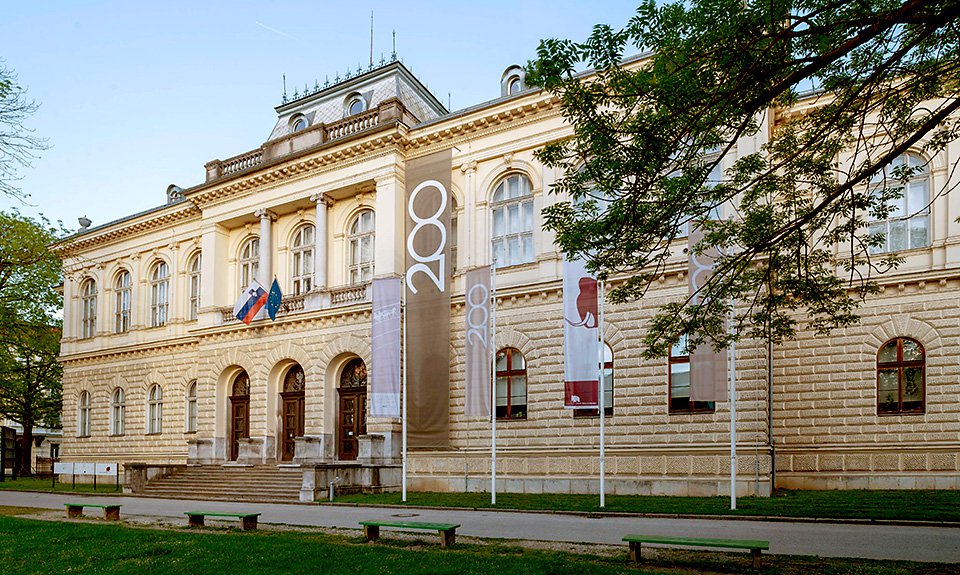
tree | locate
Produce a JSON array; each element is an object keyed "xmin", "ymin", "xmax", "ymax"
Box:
[
  {"xmin": 0, "ymin": 61, "xmax": 47, "ymax": 199},
  {"xmin": 0, "ymin": 211, "xmax": 63, "ymax": 476},
  {"xmin": 526, "ymin": 0, "xmax": 960, "ymax": 357}
]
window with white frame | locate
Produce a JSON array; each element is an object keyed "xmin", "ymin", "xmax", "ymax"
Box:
[
  {"xmin": 869, "ymin": 153, "xmax": 930, "ymax": 253},
  {"xmin": 150, "ymin": 262, "xmax": 169, "ymax": 327},
  {"xmin": 291, "ymin": 225, "xmax": 314, "ymax": 295},
  {"xmin": 111, "ymin": 388, "xmax": 125, "ymax": 435},
  {"xmin": 491, "ymin": 174, "xmax": 534, "ymax": 268},
  {"xmin": 114, "ymin": 271, "xmax": 131, "ymax": 333},
  {"xmin": 188, "ymin": 253, "xmax": 201, "ymax": 320},
  {"xmin": 346, "ymin": 95, "xmax": 366, "ymax": 116},
  {"xmin": 348, "ymin": 210, "xmax": 375, "ymax": 284},
  {"xmin": 147, "ymin": 384, "xmax": 163, "ymax": 434},
  {"xmin": 186, "ymin": 380, "xmax": 198, "ymax": 433},
  {"xmin": 239, "ymin": 238, "xmax": 260, "ymax": 289},
  {"xmin": 78, "ymin": 391, "xmax": 91, "ymax": 437},
  {"xmin": 81, "ymin": 279, "xmax": 97, "ymax": 339}
]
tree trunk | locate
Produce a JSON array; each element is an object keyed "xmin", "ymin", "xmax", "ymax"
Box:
[{"xmin": 18, "ymin": 424, "xmax": 33, "ymax": 477}]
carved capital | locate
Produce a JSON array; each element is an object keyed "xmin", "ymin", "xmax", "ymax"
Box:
[
  {"xmin": 460, "ymin": 160, "xmax": 477, "ymax": 174},
  {"xmin": 254, "ymin": 208, "xmax": 277, "ymax": 221},
  {"xmin": 310, "ymin": 193, "xmax": 334, "ymax": 208}
]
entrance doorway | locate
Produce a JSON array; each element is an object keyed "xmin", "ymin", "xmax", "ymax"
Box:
[
  {"xmin": 337, "ymin": 358, "xmax": 367, "ymax": 461},
  {"xmin": 280, "ymin": 364, "xmax": 305, "ymax": 462},
  {"xmin": 229, "ymin": 371, "xmax": 250, "ymax": 461}
]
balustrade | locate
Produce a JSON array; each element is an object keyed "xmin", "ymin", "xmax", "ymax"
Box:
[{"xmin": 217, "ymin": 284, "xmax": 368, "ymax": 324}]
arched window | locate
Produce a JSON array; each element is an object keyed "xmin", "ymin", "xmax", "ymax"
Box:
[
  {"xmin": 574, "ymin": 343, "xmax": 614, "ymax": 418},
  {"xmin": 239, "ymin": 237, "xmax": 260, "ymax": 289},
  {"xmin": 668, "ymin": 334, "xmax": 715, "ymax": 413},
  {"xmin": 491, "ymin": 174, "xmax": 534, "ymax": 268},
  {"xmin": 114, "ymin": 271, "xmax": 131, "ymax": 333},
  {"xmin": 508, "ymin": 76, "xmax": 522, "ymax": 95},
  {"xmin": 877, "ymin": 337, "xmax": 925, "ymax": 414},
  {"xmin": 284, "ymin": 365, "xmax": 306, "ymax": 392},
  {"xmin": 186, "ymin": 380, "xmax": 198, "ymax": 433},
  {"xmin": 78, "ymin": 391, "xmax": 91, "ymax": 437},
  {"xmin": 147, "ymin": 384, "xmax": 163, "ymax": 434},
  {"xmin": 348, "ymin": 210, "xmax": 375, "ymax": 284},
  {"xmin": 111, "ymin": 388, "xmax": 125, "ymax": 436},
  {"xmin": 869, "ymin": 153, "xmax": 930, "ymax": 253},
  {"xmin": 81, "ymin": 279, "xmax": 97, "ymax": 339},
  {"xmin": 291, "ymin": 115, "xmax": 309, "ymax": 132},
  {"xmin": 340, "ymin": 358, "xmax": 367, "ymax": 388},
  {"xmin": 291, "ymin": 225, "xmax": 314, "ymax": 295},
  {"xmin": 495, "ymin": 348, "xmax": 527, "ymax": 420},
  {"xmin": 150, "ymin": 262, "xmax": 169, "ymax": 327},
  {"xmin": 188, "ymin": 253, "xmax": 201, "ymax": 321}
]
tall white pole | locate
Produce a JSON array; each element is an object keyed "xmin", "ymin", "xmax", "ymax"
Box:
[
  {"xmin": 401, "ymin": 275, "xmax": 408, "ymax": 502},
  {"xmin": 490, "ymin": 260, "xmax": 497, "ymax": 505},
  {"xmin": 598, "ymin": 280, "xmax": 606, "ymax": 508},
  {"xmin": 729, "ymin": 296, "xmax": 737, "ymax": 511}
]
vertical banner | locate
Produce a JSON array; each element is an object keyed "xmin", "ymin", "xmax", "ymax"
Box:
[
  {"xmin": 464, "ymin": 266, "xmax": 492, "ymax": 417},
  {"xmin": 688, "ymin": 226, "xmax": 727, "ymax": 401},
  {"xmin": 405, "ymin": 150, "xmax": 452, "ymax": 447},
  {"xmin": 371, "ymin": 277, "xmax": 402, "ymax": 417},
  {"xmin": 563, "ymin": 257, "xmax": 599, "ymax": 408}
]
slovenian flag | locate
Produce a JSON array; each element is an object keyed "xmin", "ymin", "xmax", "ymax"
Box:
[
  {"xmin": 267, "ymin": 278, "xmax": 282, "ymax": 321},
  {"xmin": 234, "ymin": 280, "xmax": 268, "ymax": 324}
]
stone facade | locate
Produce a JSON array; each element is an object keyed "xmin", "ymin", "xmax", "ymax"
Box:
[{"xmin": 54, "ymin": 57, "xmax": 960, "ymax": 496}]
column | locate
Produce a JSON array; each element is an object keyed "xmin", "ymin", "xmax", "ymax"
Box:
[
  {"xmin": 199, "ymin": 224, "xmax": 228, "ymax": 328},
  {"xmin": 310, "ymin": 193, "xmax": 332, "ymax": 289},
  {"xmin": 460, "ymin": 161, "xmax": 477, "ymax": 268},
  {"xmin": 255, "ymin": 208, "xmax": 276, "ymax": 285},
  {"xmin": 374, "ymin": 174, "xmax": 404, "ymax": 277}
]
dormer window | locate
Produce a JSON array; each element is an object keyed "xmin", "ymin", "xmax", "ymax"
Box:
[
  {"xmin": 290, "ymin": 115, "xmax": 309, "ymax": 132},
  {"xmin": 346, "ymin": 94, "xmax": 367, "ymax": 117},
  {"xmin": 501, "ymin": 65, "xmax": 526, "ymax": 97}
]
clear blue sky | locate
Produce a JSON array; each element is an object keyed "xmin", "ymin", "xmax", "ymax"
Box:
[{"xmin": 1, "ymin": 1, "xmax": 638, "ymax": 232}]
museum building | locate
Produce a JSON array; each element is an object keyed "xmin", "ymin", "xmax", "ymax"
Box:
[{"xmin": 54, "ymin": 55, "xmax": 960, "ymax": 500}]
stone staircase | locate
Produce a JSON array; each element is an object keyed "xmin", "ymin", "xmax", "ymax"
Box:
[{"xmin": 140, "ymin": 465, "xmax": 304, "ymax": 503}]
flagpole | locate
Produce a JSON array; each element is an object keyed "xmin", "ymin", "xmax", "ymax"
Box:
[
  {"xmin": 598, "ymin": 280, "xmax": 605, "ymax": 509},
  {"xmin": 729, "ymin": 295, "xmax": 737, "ymax": 511},
  {"xmin": 490, "ymin": 259, "xmax": 497, "ymax": 506},
  {"xmin": 402, "ymin": 274, "xmax": 408, "ymax": 503}
]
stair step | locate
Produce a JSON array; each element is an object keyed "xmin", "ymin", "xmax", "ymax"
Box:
[{"xmin": 142, "ymin": 465, "xmax": 306, "ymax": 503}]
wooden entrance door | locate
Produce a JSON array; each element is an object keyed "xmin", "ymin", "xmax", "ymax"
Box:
[
  {"xmin": 280, "ymin": 392, "xmax": 304, "ymax": 462},
  {"xmin": 337, "ymin": 388, "xmax": 366, "ymax": 461},
  {"xmin": 229, "ymin": 370, "xmax": 251, "ymax": 462},
  {"xmin": 229, "ymin": 398, "xmax": 249, "ymax": 461}
]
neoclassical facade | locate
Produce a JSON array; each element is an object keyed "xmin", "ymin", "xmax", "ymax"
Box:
[{"xmin": 55, "ymin": 57, "xmax": 960, "ymax": 497}]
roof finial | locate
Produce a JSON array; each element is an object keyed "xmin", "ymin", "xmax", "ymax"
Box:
[
  {"xmin": 369, "ymin": 11, "xmax": 374, "ymax": 67},
  {"xmin": 391, "ymin": 30, "xmax": 397, "ymax": 61}
]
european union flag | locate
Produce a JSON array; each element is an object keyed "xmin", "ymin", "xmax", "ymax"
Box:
[{"xmin": 267, "ymin": 278, "xmax": 283, "ymax": 321}]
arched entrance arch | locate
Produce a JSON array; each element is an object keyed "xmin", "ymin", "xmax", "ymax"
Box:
[
  {"xmin": 337, "ymin": 358, "xmax": 367, "ymax": 461},
  {"xmin": 229, "ymin": 371, "xmax": 251, "ymax": 461},
  {"xmin": 280, "ymin": 364, "xmax": 306, "ymax": 462}
]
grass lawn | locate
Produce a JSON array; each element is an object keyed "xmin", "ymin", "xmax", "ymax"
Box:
[
  {"xmin": 328, "ymin": 489, "xmax": 960, "ymax": 522},
  {"xmin": 0, "ymin": 511, "xmax": 954, "ymax": 575},
  {"xmin": 0, "ymin": 476, "xmax": 121, "ymax": 494}
]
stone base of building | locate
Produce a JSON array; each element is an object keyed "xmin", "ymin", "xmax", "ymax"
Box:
[
  {"xmin": 408, "ymin": 475, "xmax": 771, "ymax": 497},
  {"xmin": 776, "ymin": 472, "xmax": 960, "ymax": 490}
]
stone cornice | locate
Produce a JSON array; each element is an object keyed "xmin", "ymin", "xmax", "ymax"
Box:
[
  {"xmin": 54, "ymin": 203, "xmax": 201, "ymax": 256},
  {"xmin": 59, "ymin": 336, "xmax": 200, "ymax": 365}
]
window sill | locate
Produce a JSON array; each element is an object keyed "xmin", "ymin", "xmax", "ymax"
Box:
[
  {"xmin": 184, "ymin": 430, "xmax": 197, "ymax": 435},
  {"xmin": 76, "ymin": 435, "xmax": 91, "ymax": 439},
  {"xmin": 145, "ymin": 432, "xmax": 163, "ymax": 436},
  {"xmin": 877, "ymin": 410, "xmax": 925, "ymax": 416},
  {"xmin": 109, "ymin": 434, "xmax": 124, "ymax": 438}
]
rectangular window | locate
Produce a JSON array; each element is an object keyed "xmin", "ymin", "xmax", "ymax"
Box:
[{"xmin": 669, "ymin": 334, "xmax": 715, "ymax": 413}]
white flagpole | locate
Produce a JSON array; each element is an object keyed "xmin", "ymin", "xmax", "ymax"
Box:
[
  {"xmin": 598, "ymin": 280, "xmax": 606, "ymax": 508},
  {"xmin": 729, "ymin": 295, "xmax": 737, "ymax": 511},
  {"xmin": 402, "ymin": 275, "xmax": 408, "ymax": 503},
  {"xmin": 490, "ymin": 259, "xmax": 497, "ymax": 505}
]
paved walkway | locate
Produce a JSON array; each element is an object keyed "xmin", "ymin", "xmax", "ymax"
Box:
[{"xmin": 2, "ymin": 490, "xmax": 959, "ymax": 563}]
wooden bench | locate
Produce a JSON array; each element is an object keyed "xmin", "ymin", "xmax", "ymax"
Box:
[
  {"xmin": 184, "ymin": 511, "xmax": 261, "ymax": 531},
  {"xmin": 360, "ymin": 520, "xmax": 461, "ymax": 547},
  {"xmin": 623, "ymin": 534, "xmax": 770, "ymax": 569},
  {"xmin": 64, "ymin": 503, "xmax": 121, "ymax": 521}
]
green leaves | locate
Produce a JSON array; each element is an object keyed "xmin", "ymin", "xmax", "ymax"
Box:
[{"xmin": 528, "ymin": 0, "xmax": 960, "ymax": 355}]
